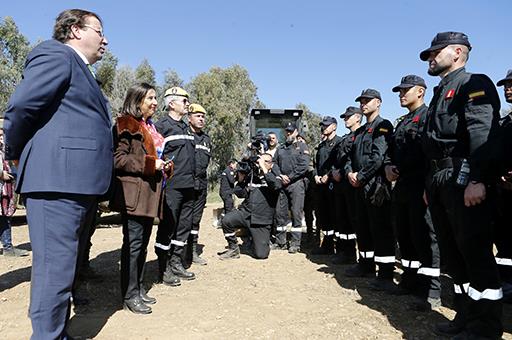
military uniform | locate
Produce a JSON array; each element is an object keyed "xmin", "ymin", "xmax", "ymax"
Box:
[
  {"xmin": 388, "ymin": 102, "xmax": 441, "ymax": 302},
  {"xmin": 302, "ymin": 158, "xmax": 316, "ymax": 244},
  {"xmin": 332, "ymin": 129, "xmax": 358, "ymax": 262},
  {"xmin": 154, "ymin": 87, "xmax": 196, "ymax": 282},
  {"xmin": 219, "ymin": 166, "xmax": 236, "ymax": 214},
  {"xmin": 188, "ymin": 129, "xmax": 211, "ymax": 264},
  {"xmin": 274, "ymin": 130, "xmax": 310, "ymax": 250},
  {"xmin": 221, "ymin": 168, "xmax": 282, "ymax": 259},
  {"xmin": 493, "ymin": 116, "xmax": 512, "ymax": 292},
  {"xmin": 314, "ymin": 126, "xmax": 342, "ymax": 254},
  {"xmin": 345, "ymin": 112, "xmax": 395, "ymax": 280},
  {"xmin": 386, "ymin": 75, "xmax": 441, "ymax": 305},
  {"xmin": 493, "ymin": 72, "xmax": 512, "ymax": 295},
  {"xmin": 420, "ymin": 32, "xmax": 502, "ymax": 338}
]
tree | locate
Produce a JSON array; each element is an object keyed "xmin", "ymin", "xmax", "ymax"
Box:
[
  {"xmin": 295, "ymin": 102, "xmax": 322, "ymax": 155},
  {"xmin": 95, "ymin": 50, "xmax": 118, "ymax": 100},
  {"xmin": 187, "ymin": 65, "xmax": 259, "ymax": 183},
  {"xmin": 111, "ymin": 66, "xmax": 136, "ymax": 116},
  {"xmin": 134, "ymin": 58, "xmax": 156, "ymax": 86},
  {"xmin": 162, "ymin": 69, "xmax": 184, "ymax": 89},
  {"xmin": 0, "ymin": 16, "xmax": 30, "ymax": 115}
]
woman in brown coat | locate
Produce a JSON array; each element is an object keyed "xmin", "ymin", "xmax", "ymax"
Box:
[{"xmin": 111, "ymin": 83, "xmax": 171, "ymax": 314}]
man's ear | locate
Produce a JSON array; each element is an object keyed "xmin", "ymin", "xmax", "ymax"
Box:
[{"xmin": 69, "ymin": 24, "xmax": 82, "ymax": 40}]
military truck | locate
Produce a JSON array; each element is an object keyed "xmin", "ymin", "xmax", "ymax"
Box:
[{"xmin": 249, "ymin": 108, "xmax": 304, "ymax": 143}]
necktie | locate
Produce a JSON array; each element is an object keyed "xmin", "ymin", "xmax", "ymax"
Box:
[{"xmin": 87, "ymin": 64, "xmax": 96, "ymax": 79}]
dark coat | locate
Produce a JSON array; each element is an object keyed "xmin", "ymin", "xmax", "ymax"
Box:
[
  {"xmin": 110, "ymin": 115, "xmax": 164, "ymax": 218},
  {"xmin": 4, "ymin": 39, "xmax": 113, "ymax": 194}
]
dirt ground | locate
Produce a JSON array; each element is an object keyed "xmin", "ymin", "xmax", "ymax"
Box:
[{"xmin": 0, "ymin": 203, "xmax": 511, "ymax": 340}]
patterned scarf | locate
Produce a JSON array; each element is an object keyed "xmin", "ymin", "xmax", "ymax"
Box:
[{"xmin": 142, "ymin": 117, "xmax": 164, "ymax": 158}]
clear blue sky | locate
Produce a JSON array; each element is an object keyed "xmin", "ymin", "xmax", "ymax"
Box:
[{"xmin": 3, "ymin": 0, "xmax": 511, "ymax": 126}]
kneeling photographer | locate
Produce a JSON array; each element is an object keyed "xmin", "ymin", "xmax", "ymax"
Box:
[{"xmin": 218, "ymin": 153, "xmax": 282, "ymax": 260}]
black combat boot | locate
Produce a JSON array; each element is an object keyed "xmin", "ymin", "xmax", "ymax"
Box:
[
  {"xmin": 170, "ymin": 254, "xmax": 196, "ymax": 280},
  {"xmin": 192, "ymin": 243, "xmax": 207, "ymax": 265},
  {"xmin": 218, "ymin": 242, "xmax": 240, "ymax": 260},
  {"xmin": 433, "ymin": 294, "xmax": 468, "ymax": 336},
  {"xmin": 162, "ymin": 259, "xmax": 181, "ymax": 287}
]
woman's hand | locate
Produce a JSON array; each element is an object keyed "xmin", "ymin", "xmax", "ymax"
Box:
[
  {"xmin": 155, "ymin": 159, "xmax": 165, "ymax": 171},
  {"xmin": 1, "ymin": 171, "xmax": 14, "ymax": 182}
]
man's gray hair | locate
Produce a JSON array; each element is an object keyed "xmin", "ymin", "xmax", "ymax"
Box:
[{"xmin": 164, "ymin": 95, "xmax": 181, "ymax": 111}]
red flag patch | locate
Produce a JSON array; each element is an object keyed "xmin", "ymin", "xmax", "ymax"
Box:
[
  {"xmin": 367, "ymin": 127, "xmax": 373, "ymax": 133},
  {"xmin": 412, "ymin": 116, "xmax": 420, "ymax": 123},
  {"xmin": 445, "ymin": 89, "xmax": 455, "ymax": 99}
]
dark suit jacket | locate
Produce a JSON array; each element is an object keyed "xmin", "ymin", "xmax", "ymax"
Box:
[{"xmin": 4, "ymin": 39, "xmax": 113, "ymax": 195}]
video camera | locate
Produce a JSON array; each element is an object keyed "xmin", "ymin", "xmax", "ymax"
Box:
[
  {"xmin": 248, "ymin": 131, "xmax": 270, "ymax": 155},
  {"xmin": 237, "ymin": 155, "xmax": 260, "ymax": 176}
]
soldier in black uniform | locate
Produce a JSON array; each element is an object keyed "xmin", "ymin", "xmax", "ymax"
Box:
[
  {"xmin": 297, "ymin": 134, "xmax": 316, "ymax": 247},
  {"xmin": 385, "ymin": 75, "xmax": 441, "ymax": 310},
  {"xmin": 187, "ymin": 104, "xmax": 211, "ymax": 266},
  {"xmin": 273, "ymin": 122, "xmax": 310, "ymax": 253},
  {"xmin": 344, "ymin": 89, "xmax": 396, "ymax": 291},
  {"xmin": 420, "ymin": 32, "xmax": 502, "ymax": 339},
  {"xmin": 219, "ymin": 159, "xmax": 237, "ymax": 216},
  {"xmin": 154, "ymin": 87, "xmax": 196, "ymax": 286},
  {"xmin": 495, "ymin": 70, "xmax": 512, "ymax": 301},
  {"xmin": 330, "ymin": 106, "xmax": 362, "ymax": 265},
  {"xmin": 218, "ymin": 153, "xmax": 282, "ymax": 260},
  {"xmin": 312, "ymin": 116, "xmax": 342, "ymax": 255}
]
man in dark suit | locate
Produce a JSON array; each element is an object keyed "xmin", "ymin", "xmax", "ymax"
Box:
[{"xmin": 4, "ymin": 9, "xmax": 111, "ymax": 340}]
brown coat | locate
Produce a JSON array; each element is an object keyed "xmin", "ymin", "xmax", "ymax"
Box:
[{"xmin": 110, "ymin": 115, "xmax": 164, "ymax": 218}]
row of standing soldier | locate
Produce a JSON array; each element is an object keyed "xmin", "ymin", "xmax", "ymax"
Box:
[{"xmin": 301, "ymin": 32, "xmax": 511, "ymax": 340}]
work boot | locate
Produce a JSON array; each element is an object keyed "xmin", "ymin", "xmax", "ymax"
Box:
[
  {"xmin": 218, "ymin": 245, "xmax": 240, "ymax": 260},
  {"xmin": 162, "ymin": 264, "xmax": 181, "ymax": 287},
  {"xmin": 192, "ymin": 243, "xmax": 207, "ymax": 265},
  {"xmin": 170, "ymin": 255, "xmax": 195, "ymax": 280}
]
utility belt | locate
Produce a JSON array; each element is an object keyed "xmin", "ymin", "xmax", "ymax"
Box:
[{"xmin": 429, "ymin": 157, "xmax": 463, "ymax": 173}]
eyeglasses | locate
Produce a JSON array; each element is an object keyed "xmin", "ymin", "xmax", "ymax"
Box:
[
  {"xmin": 173, "ymin": 98, "xmax": 189, "ymax": 105},
  {"xmin": 83, "ymin": 24, "xmax": 104, "ymax": 37}
]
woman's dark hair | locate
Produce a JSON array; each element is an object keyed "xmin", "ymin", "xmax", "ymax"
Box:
[
  {"xmin": 53, "ymin": 9, "xmax": 102, "ymax": 43},
  {"xmin": 121, "ymin": 83, "xmax": 155, "ymax": 119}
]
